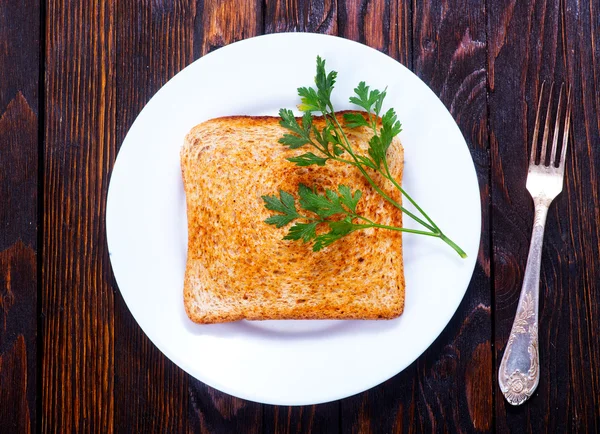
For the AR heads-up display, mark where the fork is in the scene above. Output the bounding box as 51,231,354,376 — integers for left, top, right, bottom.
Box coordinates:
498,82,573,406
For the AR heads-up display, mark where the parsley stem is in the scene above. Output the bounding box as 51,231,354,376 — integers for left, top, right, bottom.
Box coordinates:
354,160,436,232
274,61,467,257
378,162,466,257
439,233,468,258
354,223,438,237
354,214,376,224
378,153,466,257
304,132,357,166
324,110,466,257
365,111,376,133
354,215,435,237
327,112,437,232
307,138,329,157
354,216,467,257
330,109,467,257
380,158,440,232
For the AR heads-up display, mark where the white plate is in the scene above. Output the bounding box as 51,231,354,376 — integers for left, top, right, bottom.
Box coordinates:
106,33,481,405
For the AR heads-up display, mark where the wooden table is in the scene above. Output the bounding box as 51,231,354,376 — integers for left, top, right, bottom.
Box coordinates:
1,0,599,432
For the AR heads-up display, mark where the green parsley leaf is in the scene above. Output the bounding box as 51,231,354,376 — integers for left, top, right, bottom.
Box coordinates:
315,56,337,106
262,190,300,227
298,87,321,112
349,81,371,111
328,217,356,235
313,232,348,252
332,145,345,156
264,214,297,228
313,217,360,251
287,152,329,167
367,89,382,110
322,125,338,146
355,81,369,100
283,222,318,243
312,232,341,251
262,190,295,213
349,82,387,118
343,112,370,128
309,126,328,155
279,134,310,149
374,88,387,116
379,107,402,153
338,185,362,212
278,108,304,135
301,112,313,134
298,184,345,218
367,135,384,168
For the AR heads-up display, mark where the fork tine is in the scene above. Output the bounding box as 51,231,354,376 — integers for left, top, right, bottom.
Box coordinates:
530,81,545,164
550,83,565,166
559,84,573,170
540,82,554,165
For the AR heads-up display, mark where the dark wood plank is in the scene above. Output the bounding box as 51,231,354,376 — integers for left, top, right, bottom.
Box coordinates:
0,1,39,433
42,0,116,431
187,1,264,432
263,404,340,434
194,0,264,58
489,0,600,431
262,2,340,432
113,1,194,432
188,384,262,434
338,0,411,66
341,1,492,432
0,106,38,434
264,0,337,34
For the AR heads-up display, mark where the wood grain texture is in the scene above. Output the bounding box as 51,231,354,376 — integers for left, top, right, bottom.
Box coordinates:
195,0,263,58
42,0,116,431
188,384,262,434
0,0,39,432
341,0,492,432
187,1,265,432
264,404,340,434
264,0,337,34
25,0,600,431
489,0,600,431
338,0,411,66
114,1,194,432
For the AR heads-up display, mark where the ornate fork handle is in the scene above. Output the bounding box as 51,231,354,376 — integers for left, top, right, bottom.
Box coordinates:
498,82,572,405
498,200,549,405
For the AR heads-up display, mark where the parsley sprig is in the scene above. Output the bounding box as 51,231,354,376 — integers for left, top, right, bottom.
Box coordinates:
262,56,466,258
263,184,429,252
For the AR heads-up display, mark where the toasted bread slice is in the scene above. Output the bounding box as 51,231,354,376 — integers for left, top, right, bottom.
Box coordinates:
181,111,404,323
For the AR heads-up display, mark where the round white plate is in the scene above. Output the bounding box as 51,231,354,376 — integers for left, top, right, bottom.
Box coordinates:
106,33,481,405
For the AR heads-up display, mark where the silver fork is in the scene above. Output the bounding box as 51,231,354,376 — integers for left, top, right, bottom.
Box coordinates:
498,82,573,406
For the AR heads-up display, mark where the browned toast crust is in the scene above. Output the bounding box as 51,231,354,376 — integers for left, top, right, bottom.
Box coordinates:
181,112,404,323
